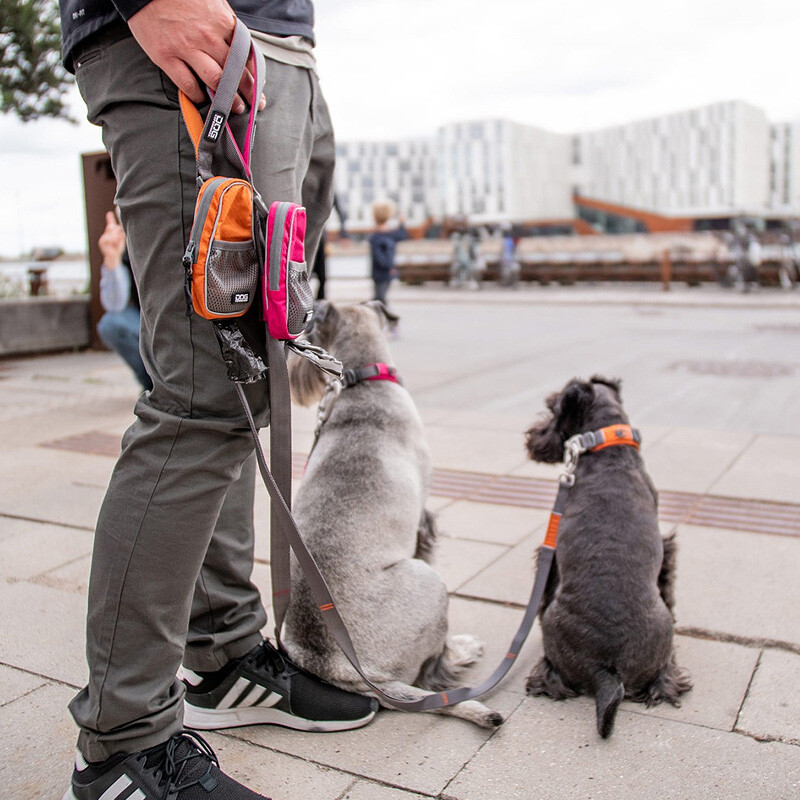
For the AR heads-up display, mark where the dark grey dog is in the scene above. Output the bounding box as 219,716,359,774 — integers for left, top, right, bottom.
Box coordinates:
283,300,502,728
524,375,691,737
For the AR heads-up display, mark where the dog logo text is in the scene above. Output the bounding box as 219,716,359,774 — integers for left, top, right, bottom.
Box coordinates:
206,113,225,142
233,292,249,304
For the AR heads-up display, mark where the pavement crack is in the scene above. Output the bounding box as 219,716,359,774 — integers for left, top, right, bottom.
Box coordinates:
675,626,800,655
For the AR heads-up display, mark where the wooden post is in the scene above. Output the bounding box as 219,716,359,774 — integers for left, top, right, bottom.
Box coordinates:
660,248,672,291
80,151,118,348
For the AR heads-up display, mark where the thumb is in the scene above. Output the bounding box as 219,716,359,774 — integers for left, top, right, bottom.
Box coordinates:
105,211,117,229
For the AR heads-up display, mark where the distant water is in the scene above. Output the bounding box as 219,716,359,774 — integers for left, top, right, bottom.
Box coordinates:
0,254,369,296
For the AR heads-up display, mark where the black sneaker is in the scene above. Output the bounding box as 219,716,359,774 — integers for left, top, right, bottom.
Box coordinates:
181,640,378,732
63,730,269,799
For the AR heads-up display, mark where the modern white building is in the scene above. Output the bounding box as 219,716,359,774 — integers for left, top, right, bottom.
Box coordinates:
334,138,437,229
574,101,771,215
435,119,572,222
770,119,800,210
334,100,794,232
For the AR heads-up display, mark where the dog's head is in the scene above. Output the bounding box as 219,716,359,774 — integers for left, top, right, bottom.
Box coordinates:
525,375,628,463
289,300,400,406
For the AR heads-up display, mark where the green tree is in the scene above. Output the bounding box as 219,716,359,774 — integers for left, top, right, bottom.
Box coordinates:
0,0,74,122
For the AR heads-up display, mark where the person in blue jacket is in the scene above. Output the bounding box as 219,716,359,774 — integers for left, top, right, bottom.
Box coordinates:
368,200,408,307
96,211,152,391
58,1,376,799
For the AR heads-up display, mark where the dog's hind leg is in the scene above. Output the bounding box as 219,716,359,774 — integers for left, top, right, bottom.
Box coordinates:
658,532,678,616
633,654,693,708
525,656,579,701
594,668,625,738
373,681,503,729
417,634,485,690
414,509,438,563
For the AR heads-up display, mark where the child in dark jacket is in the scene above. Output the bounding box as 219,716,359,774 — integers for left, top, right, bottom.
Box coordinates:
368,200,408,306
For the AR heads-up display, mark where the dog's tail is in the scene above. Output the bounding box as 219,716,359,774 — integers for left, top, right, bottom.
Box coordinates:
594,668,625,738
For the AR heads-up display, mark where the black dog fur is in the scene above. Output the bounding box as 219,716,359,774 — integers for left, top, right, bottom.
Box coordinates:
524,375,692,737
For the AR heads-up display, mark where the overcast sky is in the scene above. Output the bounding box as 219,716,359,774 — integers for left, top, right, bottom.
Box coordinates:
2,0,800,256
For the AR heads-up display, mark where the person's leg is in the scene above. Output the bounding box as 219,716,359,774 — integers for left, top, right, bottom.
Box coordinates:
179,57,376,733
96,306,152,390
70,33,269,761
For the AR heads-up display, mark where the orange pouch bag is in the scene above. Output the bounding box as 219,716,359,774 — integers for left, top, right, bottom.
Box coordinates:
183,176,259,319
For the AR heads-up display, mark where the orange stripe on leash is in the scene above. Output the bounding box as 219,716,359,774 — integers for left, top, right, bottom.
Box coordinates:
544,512,561,548
319,603,334,612
506,652,516,660
441,692,449,704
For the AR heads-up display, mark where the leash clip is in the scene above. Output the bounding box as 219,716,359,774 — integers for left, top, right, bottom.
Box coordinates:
560,434,584,486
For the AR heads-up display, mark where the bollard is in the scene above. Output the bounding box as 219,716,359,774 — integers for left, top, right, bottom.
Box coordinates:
660,249,672,291
28,267,49,296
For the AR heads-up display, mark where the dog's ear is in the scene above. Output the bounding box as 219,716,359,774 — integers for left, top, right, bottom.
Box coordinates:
590,375,622,399
556,380,594,436
309,300,339,344
363,300,400,330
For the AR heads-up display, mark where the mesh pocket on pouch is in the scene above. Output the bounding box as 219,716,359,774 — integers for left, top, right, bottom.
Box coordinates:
206,240,259,315
287,261,314,337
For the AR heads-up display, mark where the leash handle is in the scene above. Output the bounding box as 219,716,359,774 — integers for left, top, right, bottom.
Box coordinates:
179,19,265,179
234,368,557,710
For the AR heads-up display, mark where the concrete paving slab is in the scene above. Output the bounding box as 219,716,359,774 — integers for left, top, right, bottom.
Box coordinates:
642,427,755,494
0,519,93,581
230,690,522,797
736,649,800,745
341,780,431,800
444,694,800,800
424,425,529,475
623,635,758,732
457,532,540,606
33,552,91,595
674,524,800,646
435,500,547,546
0,664,47,708
447,596,543,697
434,536,509,593
0,580,87,687
0,446,109,529
204,732,355,800
432,408,534,435
0,682,78,800
710,434,800,503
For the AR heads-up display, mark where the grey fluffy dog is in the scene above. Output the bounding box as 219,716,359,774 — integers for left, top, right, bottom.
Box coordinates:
524,375,692,737
283,300,502,729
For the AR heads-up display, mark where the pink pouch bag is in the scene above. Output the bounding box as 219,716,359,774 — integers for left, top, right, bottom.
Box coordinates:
263,201,314,340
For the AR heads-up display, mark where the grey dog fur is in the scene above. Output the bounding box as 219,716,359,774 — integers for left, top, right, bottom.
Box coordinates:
283,300,502,728
524,375,692,737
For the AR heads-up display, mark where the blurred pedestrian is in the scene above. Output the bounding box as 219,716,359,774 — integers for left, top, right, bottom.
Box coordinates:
96,211,152,391
369,200,408,307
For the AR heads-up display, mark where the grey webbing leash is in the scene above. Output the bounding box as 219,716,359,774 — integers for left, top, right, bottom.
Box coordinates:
233,350,563,711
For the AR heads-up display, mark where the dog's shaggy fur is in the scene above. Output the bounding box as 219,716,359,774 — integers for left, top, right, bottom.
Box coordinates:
524,376,691,737
283,300,502,728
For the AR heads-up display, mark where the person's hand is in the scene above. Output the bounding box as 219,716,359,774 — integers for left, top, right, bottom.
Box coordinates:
98,211,126,269
127,0,265,114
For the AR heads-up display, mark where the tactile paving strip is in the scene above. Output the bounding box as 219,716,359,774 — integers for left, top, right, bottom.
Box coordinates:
42,431,800,538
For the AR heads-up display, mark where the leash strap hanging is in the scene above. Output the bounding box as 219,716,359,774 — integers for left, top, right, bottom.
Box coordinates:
233,372,570,711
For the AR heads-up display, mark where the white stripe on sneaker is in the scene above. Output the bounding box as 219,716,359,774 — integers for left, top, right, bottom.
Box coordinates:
177,665,204,687
75,750,88,771
128,790,146,800
98,774,131,800
217,676,252,709
243,689,281,708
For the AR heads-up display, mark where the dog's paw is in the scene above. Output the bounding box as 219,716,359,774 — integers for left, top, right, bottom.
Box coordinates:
446,634,485,668
526,657,579,700
486,710,504,727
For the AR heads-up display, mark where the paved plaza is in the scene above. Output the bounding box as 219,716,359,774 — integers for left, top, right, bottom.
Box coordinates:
1,279,799,799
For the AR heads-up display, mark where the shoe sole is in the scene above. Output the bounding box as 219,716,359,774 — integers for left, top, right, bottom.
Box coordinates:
183,701,375,733
62,791,78,800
